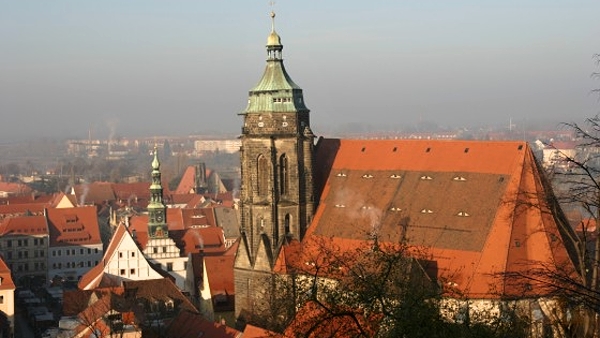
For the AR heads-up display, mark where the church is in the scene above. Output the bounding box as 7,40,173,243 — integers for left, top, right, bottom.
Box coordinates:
233,11,579,331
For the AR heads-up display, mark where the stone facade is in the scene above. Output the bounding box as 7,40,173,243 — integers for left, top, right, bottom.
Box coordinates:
234,14,315,323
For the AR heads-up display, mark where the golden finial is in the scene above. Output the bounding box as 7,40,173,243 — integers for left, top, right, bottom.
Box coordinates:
269,1,276,31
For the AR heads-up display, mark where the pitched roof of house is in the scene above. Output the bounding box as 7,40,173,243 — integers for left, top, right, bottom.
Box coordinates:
0,215,48,236
0,182,32,195
46,206,101,247
214,207,240,239
121,278,198,313
204,255,235,298
242,324,279,338
72,182,116,205
78,223,163,290
285,138,577,299
166,309,241,338
0,257,15,291
0,203,46,219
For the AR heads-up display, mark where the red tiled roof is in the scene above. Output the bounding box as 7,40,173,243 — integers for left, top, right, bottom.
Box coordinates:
0,203,46,218
166,309,241,338
72,182,116,205
204,255,235,298
0,215,48,236
288,138,578,299
242,324,279,338
0,182,32,195
179,227,226,255
174,166,197,194
0,256,15,291
46,206,101,247
284,301,379,338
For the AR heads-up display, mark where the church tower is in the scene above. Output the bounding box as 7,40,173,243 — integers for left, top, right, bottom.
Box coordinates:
147,146,168,239
234,11,315,322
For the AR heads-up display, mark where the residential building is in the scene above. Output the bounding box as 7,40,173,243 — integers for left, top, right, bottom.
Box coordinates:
0,257,15,337
78,223,163,290
0,214,49,284
47,206,103,282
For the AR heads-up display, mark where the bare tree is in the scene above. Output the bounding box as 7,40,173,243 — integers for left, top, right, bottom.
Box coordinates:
247,237,529,338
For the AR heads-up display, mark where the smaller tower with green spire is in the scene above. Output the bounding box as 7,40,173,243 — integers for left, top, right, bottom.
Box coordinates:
147,146,168,238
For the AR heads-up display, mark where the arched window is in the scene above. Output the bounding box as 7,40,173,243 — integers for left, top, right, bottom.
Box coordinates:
257,155,269,196
279,154,289,195
284,214,291,234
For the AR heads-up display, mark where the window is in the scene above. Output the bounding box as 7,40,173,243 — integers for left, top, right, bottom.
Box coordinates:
52,251,56,257
162,247,167,253
130,269,135,274
95,248,98,254
88,261,91,267
33,239,38,245
153,247,158,254
184,262,188,270
0,296,4,304
119,252,123,258
120,269,125,276
40,238,44,245
80,249,84,254
72,249,75,255
279,154,289,195
6,240,11,248
58,250,61,256
131,252,135,257
167,263,173,272
17,240,22,247
23,251,28,258
40,250,44,257
23,239,28,246
17,252,22,259
88,248,91,254
6,252,11,259
257,155,269,196
66,250,70,256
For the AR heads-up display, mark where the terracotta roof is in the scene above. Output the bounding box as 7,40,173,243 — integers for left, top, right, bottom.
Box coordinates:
204,255,235,298
0,203,46,218
0,182,32,195
46,206,101,247
283,301,379,338
291,138,578,299
0,256,15,291
166,309,241,338
112,182,151,205
0,215,48,236
73,182,116,205
122,278,198,313
242,324,279,338
174,166,197,194
178,227,226,255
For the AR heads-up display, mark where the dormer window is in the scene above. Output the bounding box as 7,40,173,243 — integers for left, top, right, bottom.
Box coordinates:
453,176,467,181
362,174,373,179
336,172,347,177
421,209,433,214
420,175,433,180
335,204,346,208
457,211,470,217
390,174,401,179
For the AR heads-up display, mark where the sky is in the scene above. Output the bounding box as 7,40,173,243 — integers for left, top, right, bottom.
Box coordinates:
1,1,599,142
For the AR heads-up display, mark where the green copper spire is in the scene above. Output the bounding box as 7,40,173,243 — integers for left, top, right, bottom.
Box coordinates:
147,146,168,238
243,11,309,115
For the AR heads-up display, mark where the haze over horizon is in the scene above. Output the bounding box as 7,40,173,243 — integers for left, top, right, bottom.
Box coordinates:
1,1,599,142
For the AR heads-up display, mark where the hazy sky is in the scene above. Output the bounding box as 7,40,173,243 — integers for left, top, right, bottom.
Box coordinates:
1,1,599,141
